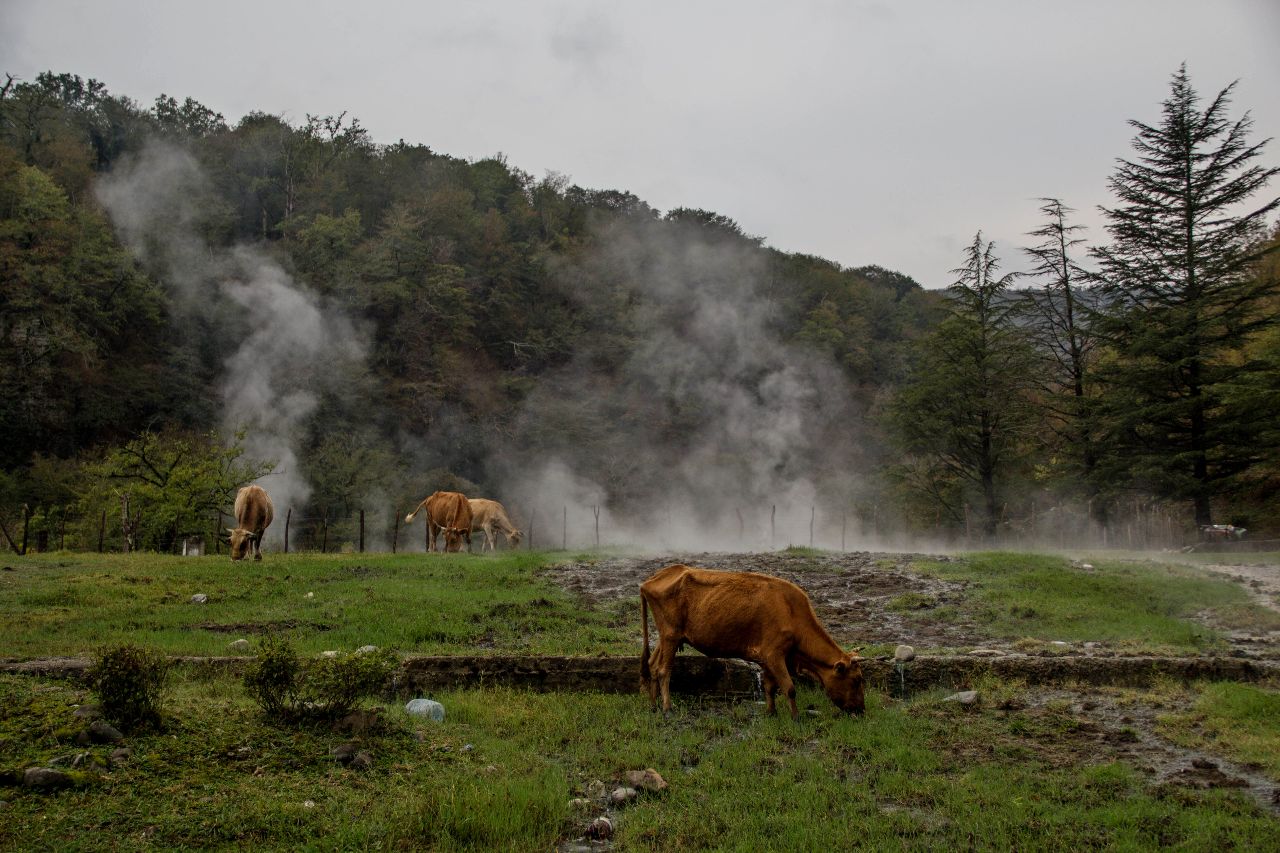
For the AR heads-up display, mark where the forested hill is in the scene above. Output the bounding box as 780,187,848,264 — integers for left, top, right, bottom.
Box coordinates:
0,72,942,549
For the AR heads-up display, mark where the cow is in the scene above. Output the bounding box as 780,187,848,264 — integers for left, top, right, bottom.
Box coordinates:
639,564,865,719
228,485,274,562
467,498,523,552
405,491,473,553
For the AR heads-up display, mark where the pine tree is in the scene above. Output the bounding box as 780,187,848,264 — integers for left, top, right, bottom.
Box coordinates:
1093,65,1280,526
891,234,1036,538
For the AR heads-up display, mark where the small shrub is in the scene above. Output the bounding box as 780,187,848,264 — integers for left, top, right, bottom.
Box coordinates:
301,648,398,718
243,638,397,721
88,644,169,731
242,635,301,717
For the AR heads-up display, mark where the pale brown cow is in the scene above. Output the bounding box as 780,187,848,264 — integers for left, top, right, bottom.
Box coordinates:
640,564,865,719
405,491,473,553
467,498,523,552
228,485,274,562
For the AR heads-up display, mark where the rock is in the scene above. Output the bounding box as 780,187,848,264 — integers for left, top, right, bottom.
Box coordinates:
405,698,445,721
894,644,916,662
109,747,131,765
355,645,378,654
585,780,607,801
969,648,1004,657
227,639,251,653
191,593,208,604
1191,758,1218,771
461,743,474,752
610,786,638,804
303,800,316,809
87,721,123,744
585,816,613,840
305,592,315,599
320,650,339,659
72,703,100,720
335,708,381,734
23,768,73,790
624,768,669,793
1050,641,1070,648
943,690,979,707
350,750,374,771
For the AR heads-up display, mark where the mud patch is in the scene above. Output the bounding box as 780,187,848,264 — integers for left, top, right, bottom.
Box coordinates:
542,551,973,649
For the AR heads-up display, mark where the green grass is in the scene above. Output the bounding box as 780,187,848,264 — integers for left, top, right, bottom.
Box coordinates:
1,672,1276,851
1158,683,1280,777
911,552,1270,652
0,551,628,658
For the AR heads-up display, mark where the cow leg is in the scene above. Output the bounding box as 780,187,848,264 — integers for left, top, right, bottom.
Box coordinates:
253,537,263,561
655,637,680,716
760,669,779,716
762,654,798,720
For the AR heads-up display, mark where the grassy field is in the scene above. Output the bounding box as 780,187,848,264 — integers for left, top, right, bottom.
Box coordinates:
1,671,1277,851
0,551,630,659
912,552,1280,653
3,548,1278,848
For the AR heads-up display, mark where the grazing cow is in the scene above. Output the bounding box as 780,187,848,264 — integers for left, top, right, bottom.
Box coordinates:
228,485,274,562
640,564,865,719
405,491,473,553
467,498,523,552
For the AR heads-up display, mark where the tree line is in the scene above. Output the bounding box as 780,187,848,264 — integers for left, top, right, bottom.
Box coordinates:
0,65,1276,552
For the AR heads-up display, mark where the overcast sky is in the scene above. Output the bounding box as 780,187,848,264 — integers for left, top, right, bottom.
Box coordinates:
5,0,1278,287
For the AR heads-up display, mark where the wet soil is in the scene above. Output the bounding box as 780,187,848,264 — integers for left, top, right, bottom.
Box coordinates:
541,550,976,650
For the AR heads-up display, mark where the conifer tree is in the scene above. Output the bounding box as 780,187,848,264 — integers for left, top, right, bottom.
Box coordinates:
1093,65,1279,526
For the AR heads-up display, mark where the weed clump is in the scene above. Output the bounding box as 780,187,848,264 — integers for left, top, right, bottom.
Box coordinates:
88,644,169,731
243,637,397,721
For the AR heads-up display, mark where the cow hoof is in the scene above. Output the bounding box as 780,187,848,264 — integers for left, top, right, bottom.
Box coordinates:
254,554,262,561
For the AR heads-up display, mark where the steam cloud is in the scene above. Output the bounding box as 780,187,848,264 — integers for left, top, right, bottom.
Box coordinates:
495,216,875,551
97,142,366,543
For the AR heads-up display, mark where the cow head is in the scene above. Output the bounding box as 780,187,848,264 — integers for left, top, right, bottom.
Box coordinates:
825,651,866,715
442,526,468,552
227,527,258,561
507,529,524,548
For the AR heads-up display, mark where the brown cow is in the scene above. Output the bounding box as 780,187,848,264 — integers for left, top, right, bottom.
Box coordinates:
640,564,865,719
467,498,523,552
228,485,274,562
405,491,473,552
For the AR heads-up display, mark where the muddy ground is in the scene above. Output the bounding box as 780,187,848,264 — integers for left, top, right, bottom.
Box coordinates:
542,550,1280,658
543,550,1280,813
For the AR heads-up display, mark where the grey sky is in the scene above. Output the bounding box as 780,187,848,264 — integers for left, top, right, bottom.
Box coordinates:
5,0,1278,287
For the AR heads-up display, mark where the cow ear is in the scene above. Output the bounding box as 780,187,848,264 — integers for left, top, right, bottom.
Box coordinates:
226,527,237,535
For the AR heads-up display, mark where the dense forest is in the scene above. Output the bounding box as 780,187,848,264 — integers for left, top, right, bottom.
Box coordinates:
1,67,1276,553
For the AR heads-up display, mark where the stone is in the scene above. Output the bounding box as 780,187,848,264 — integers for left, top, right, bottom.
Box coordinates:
610,786,638,804
227,639,251,653
355,645,378,654
320,650,339,659
1080,563,1095,570
87,721,124,744
23,768,73,790
330,743,358,765
190,593,209,604
350,750,374,771
585,780,607,801
585,816,613,840
303,800,316,809
969,648,1004,657
943,691,979,707
461,743,474,752
335,708,381,734
109,748,131,765
624,768,669,793
894,644,916,662
1050,641,1070,648
405,698,445,721
305,592,315,599
72,703,100,720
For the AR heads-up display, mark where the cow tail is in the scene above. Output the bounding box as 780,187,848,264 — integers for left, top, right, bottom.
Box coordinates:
404,499,427,524
640,593,651,685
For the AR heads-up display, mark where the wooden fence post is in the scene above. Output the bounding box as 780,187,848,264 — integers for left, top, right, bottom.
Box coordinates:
770,504,776,549
59,507,67,551
359,509,365,553
20,504,30,556
284,508,291,554
99,509,106,553
321,516,328,554
809,505,814,549
841,512,846,552
593,505,600,547
528,509,536,550
391,508,399,554
736,508,744,542
562,505,567,551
